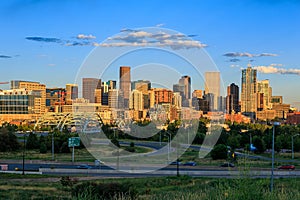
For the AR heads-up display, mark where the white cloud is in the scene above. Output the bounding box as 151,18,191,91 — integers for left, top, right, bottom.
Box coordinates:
224,52,278,57
76,34,96,39
155,23,165,27
102,29,207,50
254,64,300,75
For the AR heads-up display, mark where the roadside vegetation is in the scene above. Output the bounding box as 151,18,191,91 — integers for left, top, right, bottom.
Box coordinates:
0,174,300,200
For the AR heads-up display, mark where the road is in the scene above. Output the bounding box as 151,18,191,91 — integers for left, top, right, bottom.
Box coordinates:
1,160,300,179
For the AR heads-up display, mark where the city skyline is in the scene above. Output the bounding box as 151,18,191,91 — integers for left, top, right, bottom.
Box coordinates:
0,0,300,107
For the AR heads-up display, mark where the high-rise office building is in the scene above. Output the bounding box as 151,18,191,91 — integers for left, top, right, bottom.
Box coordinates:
66,84,78,104
129,90,143,111
257,79,272,110
241,65,257,118
173,84,185,98
0,89,41,114
192,90,203,99
46,88,66,112
218,96,226,112
101,80,116,105
108,89,123,109
205,72,220,110
226,83,239,114
173,76,191,107
82,78,101,103
94,89,102,104
154,88,173,104
119,66,131,108
132,80,151,94
179,75,191,100
132,80,151,109
11,80,46,114
173,92,182,109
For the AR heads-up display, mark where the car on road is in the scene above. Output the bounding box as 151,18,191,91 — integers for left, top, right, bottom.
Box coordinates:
220,163,235,168
278,165,295,170
76,164,92,169
183,161,197,166
169,161,182,165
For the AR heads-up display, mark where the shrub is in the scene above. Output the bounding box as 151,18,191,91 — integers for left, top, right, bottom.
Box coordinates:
210,144,228,160
71,182,138,200
39,142,47,154
60,176,77,188
26,132,39,149
60,142,70,153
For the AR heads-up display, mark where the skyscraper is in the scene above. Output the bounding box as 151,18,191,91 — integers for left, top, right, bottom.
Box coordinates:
82,78,101,103
132,80,151,94
108,89,123,109
257,79,272,110
101,80,116,106
205,72,220,111
173,75,191,107
226,83,239,114
241,65,257,118
129,90,143,111
192,90,203,99
46,88,66,112
66,84,78,104
119,66,131,108
179,75,191,100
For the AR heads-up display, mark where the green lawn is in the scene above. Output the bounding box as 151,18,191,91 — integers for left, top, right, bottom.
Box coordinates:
0,145,152,163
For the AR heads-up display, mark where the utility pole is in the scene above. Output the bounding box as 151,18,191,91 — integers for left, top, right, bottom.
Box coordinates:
52,132,54,161
22,133,26,175
270,122,280,192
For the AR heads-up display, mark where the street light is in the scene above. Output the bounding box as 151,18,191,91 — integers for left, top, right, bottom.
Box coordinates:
52,132,54,161
292,134,300,160
22,133,26,175
165,131,171,162
270,122,280,192
159,131,162,146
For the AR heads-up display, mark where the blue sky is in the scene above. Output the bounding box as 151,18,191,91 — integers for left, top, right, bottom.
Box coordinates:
0,0,300,106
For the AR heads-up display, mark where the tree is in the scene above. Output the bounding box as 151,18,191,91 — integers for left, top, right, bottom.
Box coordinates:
60,142,70,153
111,138,120,147
227,135,240,150
26,132,39,149
210,144,228,160
252,136,266,154
130,142,135,148
193,132,205,144
39,142,47,154
0,127,20,151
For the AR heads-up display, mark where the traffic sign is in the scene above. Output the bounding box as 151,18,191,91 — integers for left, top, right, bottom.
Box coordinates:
68,137,80,147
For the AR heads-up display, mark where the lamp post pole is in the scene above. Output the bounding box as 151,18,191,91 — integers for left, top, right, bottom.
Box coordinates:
22,133,26,175
292,134,300,160
52,132,54,161
165,131,171,162
159,132,162,146
271,122,280,192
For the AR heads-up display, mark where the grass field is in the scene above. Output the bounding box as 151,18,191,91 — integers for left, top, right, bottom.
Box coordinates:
0,173,300,200
0,145,152,163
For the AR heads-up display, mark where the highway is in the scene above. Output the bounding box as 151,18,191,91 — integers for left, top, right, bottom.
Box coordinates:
1,160,300,179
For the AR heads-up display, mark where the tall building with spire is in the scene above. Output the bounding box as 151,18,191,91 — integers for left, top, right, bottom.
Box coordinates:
119,66,131,109
241,64,257,118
